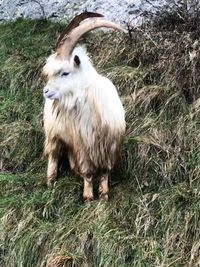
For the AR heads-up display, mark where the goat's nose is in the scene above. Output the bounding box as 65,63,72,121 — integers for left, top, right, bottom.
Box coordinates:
43,87,49,94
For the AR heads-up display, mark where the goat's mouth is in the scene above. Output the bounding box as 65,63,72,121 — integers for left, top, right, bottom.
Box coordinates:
44,90,60,100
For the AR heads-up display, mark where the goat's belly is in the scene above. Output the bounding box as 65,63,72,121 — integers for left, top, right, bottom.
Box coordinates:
64,126,123,176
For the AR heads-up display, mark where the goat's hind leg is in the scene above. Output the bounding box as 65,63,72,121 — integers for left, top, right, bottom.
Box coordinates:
99,173,109,201
47,153,58,186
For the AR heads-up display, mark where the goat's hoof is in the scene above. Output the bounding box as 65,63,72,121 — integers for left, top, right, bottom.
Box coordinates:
99,193,108,201
83,196,94,203
47,179,57,187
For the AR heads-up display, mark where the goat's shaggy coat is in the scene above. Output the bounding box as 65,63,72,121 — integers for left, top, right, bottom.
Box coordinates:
43,47,125,176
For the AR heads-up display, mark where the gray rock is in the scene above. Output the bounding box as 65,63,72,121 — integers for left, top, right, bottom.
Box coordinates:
0,0,197,25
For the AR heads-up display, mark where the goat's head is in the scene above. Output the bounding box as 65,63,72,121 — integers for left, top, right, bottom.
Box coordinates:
42,12,127,101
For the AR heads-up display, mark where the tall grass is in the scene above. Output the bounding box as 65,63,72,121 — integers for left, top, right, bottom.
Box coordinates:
0,12,200,266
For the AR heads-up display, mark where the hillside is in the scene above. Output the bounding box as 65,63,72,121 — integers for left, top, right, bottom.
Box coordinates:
0,16,200,267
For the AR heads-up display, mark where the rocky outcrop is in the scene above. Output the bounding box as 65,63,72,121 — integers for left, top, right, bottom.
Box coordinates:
0,0,168,24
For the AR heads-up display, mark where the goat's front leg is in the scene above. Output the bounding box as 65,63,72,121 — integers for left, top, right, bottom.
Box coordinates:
47,153,58,186
99,174,109,201
83,175,94,202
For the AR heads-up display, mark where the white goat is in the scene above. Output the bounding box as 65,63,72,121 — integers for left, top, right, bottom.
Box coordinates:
42,12,126,201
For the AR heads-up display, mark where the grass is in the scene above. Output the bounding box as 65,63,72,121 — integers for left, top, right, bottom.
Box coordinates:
0,14,200,267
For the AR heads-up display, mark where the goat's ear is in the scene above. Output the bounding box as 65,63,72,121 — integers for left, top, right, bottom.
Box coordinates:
74,55,81,67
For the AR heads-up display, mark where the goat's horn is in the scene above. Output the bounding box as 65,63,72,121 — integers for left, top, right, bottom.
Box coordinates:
55,12,104,50
58,18,128,59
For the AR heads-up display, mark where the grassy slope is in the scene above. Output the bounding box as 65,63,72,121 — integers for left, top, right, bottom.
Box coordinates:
0,18,200,267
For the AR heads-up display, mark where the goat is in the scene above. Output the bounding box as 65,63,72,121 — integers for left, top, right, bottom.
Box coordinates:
42,12,126,201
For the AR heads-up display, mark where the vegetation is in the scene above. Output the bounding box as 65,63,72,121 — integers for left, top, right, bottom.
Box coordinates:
1,6,200,266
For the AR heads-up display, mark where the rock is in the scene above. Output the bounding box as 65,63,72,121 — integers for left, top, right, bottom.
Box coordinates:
0,0,196,25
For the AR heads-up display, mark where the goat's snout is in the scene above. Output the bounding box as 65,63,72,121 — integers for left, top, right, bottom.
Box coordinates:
43,86,60,100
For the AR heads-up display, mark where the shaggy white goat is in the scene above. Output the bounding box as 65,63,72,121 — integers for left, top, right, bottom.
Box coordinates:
42,12,126,201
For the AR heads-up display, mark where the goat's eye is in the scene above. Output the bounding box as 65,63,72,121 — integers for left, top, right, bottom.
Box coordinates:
61,72,69,77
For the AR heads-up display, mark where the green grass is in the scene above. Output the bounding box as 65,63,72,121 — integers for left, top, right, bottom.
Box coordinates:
1,18,200,266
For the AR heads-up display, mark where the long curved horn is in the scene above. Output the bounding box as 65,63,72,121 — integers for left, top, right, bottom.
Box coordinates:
55,12,104,50
57,18,128,59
